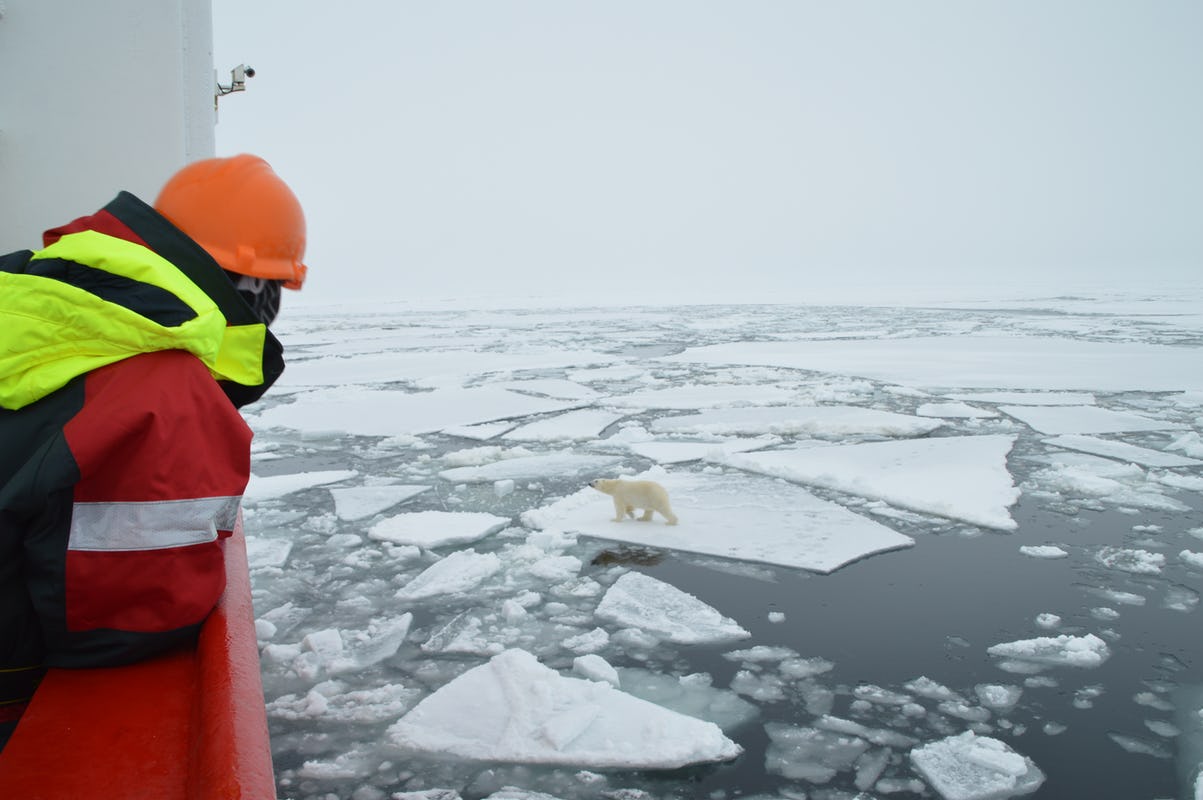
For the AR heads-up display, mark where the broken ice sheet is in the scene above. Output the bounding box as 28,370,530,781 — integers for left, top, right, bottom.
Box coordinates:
329,484,431,520
244,469,358,503
386,649,741,768
987,633,1111,671
500,409,626,442
438,452,622,483
1000,405,1184,435
368,510,510,548
594,571,750,645
1044,434,1203,467
394,550,502,601
910,731,1045,800
625,436,781,465
650,405,942,438
523,468,913,573
718,434,1020,531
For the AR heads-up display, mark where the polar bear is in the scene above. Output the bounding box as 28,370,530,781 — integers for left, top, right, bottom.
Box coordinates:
589,478,678,525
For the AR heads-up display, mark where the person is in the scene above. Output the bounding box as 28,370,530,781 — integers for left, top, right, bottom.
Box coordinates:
0,154,308,752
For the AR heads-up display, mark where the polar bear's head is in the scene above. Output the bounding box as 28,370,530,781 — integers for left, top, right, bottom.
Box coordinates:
589,478,622,495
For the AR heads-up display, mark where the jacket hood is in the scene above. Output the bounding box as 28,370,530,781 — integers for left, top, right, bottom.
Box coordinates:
0,192,284,410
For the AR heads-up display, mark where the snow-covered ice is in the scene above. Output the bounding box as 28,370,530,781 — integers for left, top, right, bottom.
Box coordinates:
386,649,741,768
910,731,1045,800
523,468,914,573
1000,405,1184,435
987,634,1111,670
368,510,510,548
1044,434,1203,467
718,435,1020,530
329,484,432,520
593,572,750,645
650,405,942,438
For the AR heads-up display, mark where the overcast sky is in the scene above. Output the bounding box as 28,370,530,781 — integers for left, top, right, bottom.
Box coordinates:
212,1,1202,307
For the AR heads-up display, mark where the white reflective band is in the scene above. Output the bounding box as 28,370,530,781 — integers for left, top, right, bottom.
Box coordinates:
68,496,242,552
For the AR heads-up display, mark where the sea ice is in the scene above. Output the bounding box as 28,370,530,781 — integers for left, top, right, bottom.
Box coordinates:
438,453,622,483
394,550,502,601
1019,545,1068,559
606,383,799,409
328,484,431,520
252,385,576,437
986,633,1111,669
917,402,998,419
523,468,914,573
625,436,779,465
668,336,1203,392
719,435,1019,530
386,649,741,768
593,572,750,644
947,391,1096,406
501,409,626,442
244,469,359,503
1094,547,1165,575
368,510,510,548
1044,434,1203,467
650,405,942,438
909,731,1045,800
1000,405,1183,435
764,723,870,783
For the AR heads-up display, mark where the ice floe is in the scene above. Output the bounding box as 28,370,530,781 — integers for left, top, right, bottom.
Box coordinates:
987,633,1111,670
650,405,942,437
624,436,779,464
909,731,1045,800
718,435,1020,530
328,484,431,520
439,453,623,483
245,469,358,502
593,572,750,644
666,336,1203,392
394,550,502,600
386,649,741,768
522,469,914,573
1000,405,1184,435
500,409,626,442
368,511,510,548
1044,434,1203,467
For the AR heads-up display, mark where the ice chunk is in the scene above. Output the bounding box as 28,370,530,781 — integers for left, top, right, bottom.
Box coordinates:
245,469,358,502
948,391,1096,406
987,633,1111,669
1000,405,1183,435
244,537,293,569
910,731,1045,800
1019,545,1067,559
329,484,431,520
594,572,750,644
387,649,741,768
523,469,913,573
764,723,870,783
626,436,780,465
1044,434,1203,467
439,453,622,483
501,409,625,442
651,405,942,438
719,435,1019,531
368,510,510,548
395,550,502,600
1095,547,1165,575
917,402,998,419
572,654,619,687
615,667,758,731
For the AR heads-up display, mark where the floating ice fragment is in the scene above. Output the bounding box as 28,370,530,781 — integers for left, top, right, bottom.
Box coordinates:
439,453,622,483
1095,547,1165,575
1044,434,1203,467
910,731,1045,800
244,469,359,502
328,484,431,520
764,723,870,783
369,510,509,548
719,435,1019,531
501,409,625,442
387,649,741,768
917,402,998,419
1001,405,1182,435
394,550,502,601
987,633,1111,669
594,572,750,645
1019,545,1067,559
651,405,942,438
572,654,619,687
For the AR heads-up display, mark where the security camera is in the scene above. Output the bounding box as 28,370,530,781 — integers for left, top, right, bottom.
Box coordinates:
233,64,255,84
243,66,256,79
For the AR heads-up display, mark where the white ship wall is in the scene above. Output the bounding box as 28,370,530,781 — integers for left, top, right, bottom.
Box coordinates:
0,0,214,250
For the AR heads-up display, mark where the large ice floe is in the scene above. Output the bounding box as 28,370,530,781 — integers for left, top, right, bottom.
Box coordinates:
717,435,1020,530
386,649,741,768
650,405,942,438
593,572,750,644
523,468,914,573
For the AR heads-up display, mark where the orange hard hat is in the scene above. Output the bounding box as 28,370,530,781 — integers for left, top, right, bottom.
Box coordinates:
155,154,308,289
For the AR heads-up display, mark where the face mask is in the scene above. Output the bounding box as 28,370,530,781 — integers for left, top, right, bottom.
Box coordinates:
230,274,282,326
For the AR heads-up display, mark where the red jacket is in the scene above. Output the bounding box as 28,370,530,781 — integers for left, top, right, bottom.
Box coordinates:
0,192,283,728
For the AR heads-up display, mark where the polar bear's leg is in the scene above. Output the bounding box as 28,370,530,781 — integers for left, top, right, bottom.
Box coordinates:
625,505,636,519
638,509,654,521
661,504,679,525
611,498,627,522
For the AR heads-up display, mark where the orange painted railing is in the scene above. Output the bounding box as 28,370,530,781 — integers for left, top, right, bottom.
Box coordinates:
0,521,275,799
